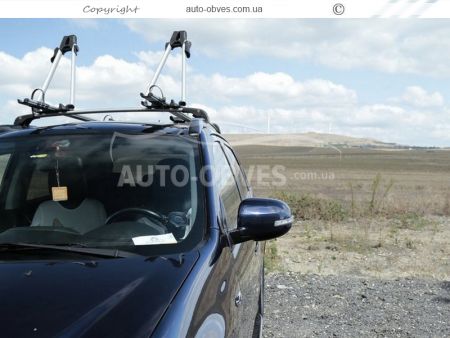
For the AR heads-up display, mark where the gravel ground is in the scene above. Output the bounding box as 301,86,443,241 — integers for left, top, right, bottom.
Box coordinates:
263,272,450,338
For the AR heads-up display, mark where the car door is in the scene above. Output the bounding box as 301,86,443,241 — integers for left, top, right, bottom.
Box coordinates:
221,143,262,337
212,140,261,337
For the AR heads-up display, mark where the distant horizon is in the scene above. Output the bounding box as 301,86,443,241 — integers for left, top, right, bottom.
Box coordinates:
222,131,450,149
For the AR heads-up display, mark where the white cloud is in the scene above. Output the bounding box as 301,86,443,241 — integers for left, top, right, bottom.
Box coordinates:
125,19,450,76
399,86,444,108
0,47,449,146
190,73,357,108
135,50,193,76
0,48,154,109
0,48,355,115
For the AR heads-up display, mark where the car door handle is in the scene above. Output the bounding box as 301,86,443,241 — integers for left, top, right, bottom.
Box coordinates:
235,291,242,307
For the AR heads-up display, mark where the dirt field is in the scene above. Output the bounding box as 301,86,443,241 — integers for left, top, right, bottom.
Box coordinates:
232,143,450,278
235,145,450,214
231,138,450,337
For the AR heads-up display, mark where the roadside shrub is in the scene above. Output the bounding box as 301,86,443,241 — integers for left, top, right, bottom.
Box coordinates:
273,192,347,222
368,173,394,216
396,212,428,230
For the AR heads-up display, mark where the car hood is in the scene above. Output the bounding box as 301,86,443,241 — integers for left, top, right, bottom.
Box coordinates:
0,251,199,338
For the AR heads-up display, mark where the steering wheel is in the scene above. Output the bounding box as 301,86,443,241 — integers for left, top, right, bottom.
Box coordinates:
105,208,169,233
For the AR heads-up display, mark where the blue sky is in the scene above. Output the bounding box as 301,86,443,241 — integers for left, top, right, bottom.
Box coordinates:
0,19,449,146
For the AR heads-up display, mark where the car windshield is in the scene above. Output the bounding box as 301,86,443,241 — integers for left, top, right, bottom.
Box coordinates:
0,131,205,255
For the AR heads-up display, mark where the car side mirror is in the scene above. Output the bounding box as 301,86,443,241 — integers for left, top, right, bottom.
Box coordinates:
229,198,293,244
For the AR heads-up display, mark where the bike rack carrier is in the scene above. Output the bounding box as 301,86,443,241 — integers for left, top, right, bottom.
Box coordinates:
14,31,218,132
142,30,192,107
17,35,82,116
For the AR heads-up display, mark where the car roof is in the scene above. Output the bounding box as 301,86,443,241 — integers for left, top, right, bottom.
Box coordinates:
0,121,201,139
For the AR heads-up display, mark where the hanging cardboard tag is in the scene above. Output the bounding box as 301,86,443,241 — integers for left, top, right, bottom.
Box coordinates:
52,186,68,202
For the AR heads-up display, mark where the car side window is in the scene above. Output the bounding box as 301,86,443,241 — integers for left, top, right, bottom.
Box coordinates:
213,142,241,230
0,154,11,188
222,145,249,199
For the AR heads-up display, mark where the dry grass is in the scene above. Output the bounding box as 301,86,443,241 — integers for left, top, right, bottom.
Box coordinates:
277,217,450,279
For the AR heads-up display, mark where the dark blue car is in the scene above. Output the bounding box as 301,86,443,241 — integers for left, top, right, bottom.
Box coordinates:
0,30,292,337
0,117,292,337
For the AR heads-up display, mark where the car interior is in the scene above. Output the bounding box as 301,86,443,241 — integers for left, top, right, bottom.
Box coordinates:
0,133,204,248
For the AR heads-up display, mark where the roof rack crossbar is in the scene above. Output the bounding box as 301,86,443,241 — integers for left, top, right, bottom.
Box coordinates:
13,107,204,127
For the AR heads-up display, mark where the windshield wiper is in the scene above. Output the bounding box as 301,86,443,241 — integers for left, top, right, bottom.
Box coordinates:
0,242,140,259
